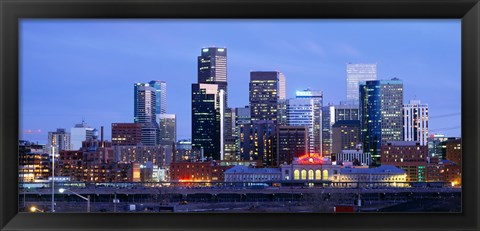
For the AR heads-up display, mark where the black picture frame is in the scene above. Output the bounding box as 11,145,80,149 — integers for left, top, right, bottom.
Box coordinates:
1,0,479,230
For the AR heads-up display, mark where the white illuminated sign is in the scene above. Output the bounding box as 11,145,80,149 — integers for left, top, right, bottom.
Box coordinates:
296,91,313,96
202,48,209,52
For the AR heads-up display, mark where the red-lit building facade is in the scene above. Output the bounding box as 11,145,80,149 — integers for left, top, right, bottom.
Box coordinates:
170,161,235,182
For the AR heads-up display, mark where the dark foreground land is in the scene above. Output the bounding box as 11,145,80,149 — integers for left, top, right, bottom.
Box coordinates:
20,187,461,213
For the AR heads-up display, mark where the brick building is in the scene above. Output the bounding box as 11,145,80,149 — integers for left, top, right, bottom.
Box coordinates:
445,138,461,166
426,157,461,186
380,141,427,182
170,161,234,182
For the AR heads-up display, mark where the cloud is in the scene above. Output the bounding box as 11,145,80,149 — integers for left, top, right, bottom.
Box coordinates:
334,43,362,57
305,40,327,57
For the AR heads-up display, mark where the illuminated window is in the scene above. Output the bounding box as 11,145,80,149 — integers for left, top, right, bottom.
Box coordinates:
301,169,307,180
323,170,329,180
294,170,300,180
308,170,314,180
315,170,321,180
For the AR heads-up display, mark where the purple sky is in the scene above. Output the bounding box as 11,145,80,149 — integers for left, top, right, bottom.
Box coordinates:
20,19,461,144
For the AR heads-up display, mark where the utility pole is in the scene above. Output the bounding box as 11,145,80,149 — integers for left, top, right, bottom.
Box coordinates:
113,192,118,212
87,195,91,213
51,146,56,212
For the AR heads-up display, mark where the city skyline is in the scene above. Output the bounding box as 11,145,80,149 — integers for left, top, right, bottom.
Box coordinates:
20,19,461,144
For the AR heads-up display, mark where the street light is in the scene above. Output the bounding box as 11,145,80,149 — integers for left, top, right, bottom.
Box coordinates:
59,188,90,212
30,206,44,212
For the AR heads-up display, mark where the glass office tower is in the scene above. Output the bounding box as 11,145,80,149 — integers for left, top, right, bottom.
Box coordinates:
134,83,158,146
198,47,228,105
287,89,323,154
149,80,167,115
346,63,377,103
191,83,221,160
249,71,285,123
360,78,403,165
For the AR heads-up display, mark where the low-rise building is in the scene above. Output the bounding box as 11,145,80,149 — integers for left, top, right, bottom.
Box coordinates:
113,144,172,166
224,165,281,182
19,141,50,182
280,154,342,182
381,141,427,182
445,138,461,167
335,147,371,166
338,165,407,187
426,157,461,186
174,139,202,162
170,161,234,183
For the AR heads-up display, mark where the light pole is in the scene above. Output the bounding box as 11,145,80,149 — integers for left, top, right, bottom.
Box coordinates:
59,188,90,212
23,188,26,208
113,192,119,212
51,145,57,212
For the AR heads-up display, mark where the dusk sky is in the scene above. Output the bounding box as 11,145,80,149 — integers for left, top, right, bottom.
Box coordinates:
20,19,461,144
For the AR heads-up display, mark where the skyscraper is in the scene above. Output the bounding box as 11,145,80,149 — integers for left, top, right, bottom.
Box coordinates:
219,89,226,160
47,128,72,154
134,83,157,124
276,126,309,165
346,63,377,103
239,120,277,166
157,114,177,145
403,100,429,145
198,47,228,105
277,99,288,126
191,83,221,160
360,78,404,165
235,106,251,131
322,105,332,157
278,73,286,100
249,71,285,123
331,120,361,154
292,89,323,154
224,107,237,160
323,102,360,156
247,71,285,166
149,80,167,114
134,83,158,146
235,106,251,159
71,120,94,150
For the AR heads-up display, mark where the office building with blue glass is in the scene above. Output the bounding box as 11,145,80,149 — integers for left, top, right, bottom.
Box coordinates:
191,83,221,160
149,80,167,115
360,78,403,166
